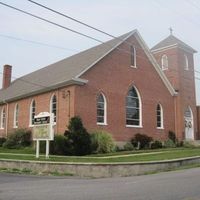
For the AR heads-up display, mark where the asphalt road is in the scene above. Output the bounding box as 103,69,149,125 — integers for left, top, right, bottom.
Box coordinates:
1,168,200,200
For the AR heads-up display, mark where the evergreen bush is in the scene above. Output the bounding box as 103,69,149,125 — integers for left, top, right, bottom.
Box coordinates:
65,116,91,156
0,137,6,147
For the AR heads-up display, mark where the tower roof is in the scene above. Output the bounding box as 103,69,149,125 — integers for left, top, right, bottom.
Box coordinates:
151,35,197,53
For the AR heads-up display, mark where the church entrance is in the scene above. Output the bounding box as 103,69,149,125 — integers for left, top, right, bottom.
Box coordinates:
184,107,194,140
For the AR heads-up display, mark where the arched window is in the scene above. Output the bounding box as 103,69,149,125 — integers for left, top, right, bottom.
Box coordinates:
14,104,19,128
0,107,6,129
157,104,163,128
126,86,141,126
50,94,57,123
131,46,136,67
30,100,36,126
97,93,107,124
161,55,168,70
184,54,189,70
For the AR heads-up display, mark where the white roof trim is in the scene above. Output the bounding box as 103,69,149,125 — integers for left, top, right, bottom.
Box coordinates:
75,30,136,78
151,44,178,53
134,30,177,96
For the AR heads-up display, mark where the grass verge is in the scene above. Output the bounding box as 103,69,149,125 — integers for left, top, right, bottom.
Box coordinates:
0,148,200,163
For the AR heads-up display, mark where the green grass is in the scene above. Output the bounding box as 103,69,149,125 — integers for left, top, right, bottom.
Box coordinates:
0,147,34,154
0,148,200,163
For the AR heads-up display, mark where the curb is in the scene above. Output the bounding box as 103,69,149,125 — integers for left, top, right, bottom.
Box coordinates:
0,156,200,178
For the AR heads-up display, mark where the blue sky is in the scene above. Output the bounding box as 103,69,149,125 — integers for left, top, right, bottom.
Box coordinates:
0,0,200,103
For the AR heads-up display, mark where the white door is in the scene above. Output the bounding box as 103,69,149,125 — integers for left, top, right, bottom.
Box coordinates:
184,107,194,140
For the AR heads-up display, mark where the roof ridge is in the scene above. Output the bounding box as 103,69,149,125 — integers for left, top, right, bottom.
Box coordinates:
151,34,197,53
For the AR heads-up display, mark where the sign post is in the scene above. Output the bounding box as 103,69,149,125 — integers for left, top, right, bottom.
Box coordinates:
33,112,54,159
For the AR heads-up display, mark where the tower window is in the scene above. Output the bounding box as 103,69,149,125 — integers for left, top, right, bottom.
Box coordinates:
184,54,189,70
161,55,168,70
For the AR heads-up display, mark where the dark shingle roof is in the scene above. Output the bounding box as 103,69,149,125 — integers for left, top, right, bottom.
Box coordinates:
151,35,197,53
0,31,134,102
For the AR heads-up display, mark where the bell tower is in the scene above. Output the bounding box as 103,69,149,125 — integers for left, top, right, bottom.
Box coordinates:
151,32,197,140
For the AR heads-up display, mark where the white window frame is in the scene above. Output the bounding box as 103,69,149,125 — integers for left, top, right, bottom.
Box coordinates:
161,54,168,70
0,107,6,129
50,94,57,124
184,54,189,70
126,86,142,128
157,104,164,129
13,104,19,128
97,93,107,125
130,46,137,68
29,99,36,127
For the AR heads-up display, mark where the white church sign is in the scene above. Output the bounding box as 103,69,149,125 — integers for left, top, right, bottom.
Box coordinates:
33,112,54,158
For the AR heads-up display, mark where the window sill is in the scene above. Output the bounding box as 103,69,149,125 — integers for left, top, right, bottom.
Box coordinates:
29,125,34,128
97,123,107,126
130,65,137,68
126,125,143,128
0,128,4,130
13,126,18,129
157,127,164,130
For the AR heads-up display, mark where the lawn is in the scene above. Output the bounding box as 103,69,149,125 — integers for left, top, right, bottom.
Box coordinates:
0,147,200,163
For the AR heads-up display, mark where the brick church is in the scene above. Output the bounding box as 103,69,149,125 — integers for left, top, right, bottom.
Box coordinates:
0,29,199,143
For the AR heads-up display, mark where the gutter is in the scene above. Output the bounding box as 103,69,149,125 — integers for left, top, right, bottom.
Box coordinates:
0,78,88,105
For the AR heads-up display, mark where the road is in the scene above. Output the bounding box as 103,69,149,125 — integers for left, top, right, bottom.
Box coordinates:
0,168,200,200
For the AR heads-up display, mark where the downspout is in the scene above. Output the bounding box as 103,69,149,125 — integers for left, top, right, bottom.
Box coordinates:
56,89,59,134
174,95,178,139
5,101,9,138
67,90,71,120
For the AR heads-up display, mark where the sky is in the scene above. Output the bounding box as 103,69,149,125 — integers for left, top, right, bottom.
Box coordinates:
0,0,200,103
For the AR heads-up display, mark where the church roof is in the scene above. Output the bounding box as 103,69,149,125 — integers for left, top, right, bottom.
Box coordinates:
151,34,197,53
0,30,176,103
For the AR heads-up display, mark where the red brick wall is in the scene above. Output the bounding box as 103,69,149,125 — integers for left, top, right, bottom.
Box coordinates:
75,35,175,142
153,47,198,140
0,85,75,137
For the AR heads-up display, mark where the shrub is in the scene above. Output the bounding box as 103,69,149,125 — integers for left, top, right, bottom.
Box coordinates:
50,135,73,155
151,140,163,149
3,129,32,149
168,131,176,143
91,130,115,154
123,142,135,151
131,133,153,149
0,137,6,147
65,116,91,156
183,140,200,148
164,139,176,148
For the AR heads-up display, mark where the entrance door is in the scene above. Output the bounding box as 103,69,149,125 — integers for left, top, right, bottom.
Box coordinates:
184,107,194,140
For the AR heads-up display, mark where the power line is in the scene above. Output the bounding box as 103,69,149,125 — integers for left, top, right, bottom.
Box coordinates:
0,1,199,90
0,33,77,52
0,1,104,44
0,1,153,63
28,0,118,40
27,0,148,53
0,2,134,57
